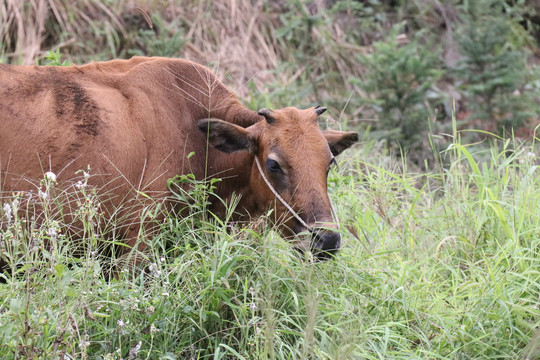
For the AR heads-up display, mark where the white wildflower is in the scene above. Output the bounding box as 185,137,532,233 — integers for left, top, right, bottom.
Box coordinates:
3,203,12,220
148,263,162,276
117,319,125,328
48,227,58,239
150,323,159,333
45,172,57,182
75,180,85,189
129,341,142,357
38,189,49,199
161,292,170,297
249,302,257,311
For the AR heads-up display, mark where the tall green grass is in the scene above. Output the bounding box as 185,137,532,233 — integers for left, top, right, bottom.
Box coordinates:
1,130,539,359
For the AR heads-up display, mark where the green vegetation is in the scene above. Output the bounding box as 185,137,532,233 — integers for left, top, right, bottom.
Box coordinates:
454,0,538,134
1,131,539,359
2,0,538,151
355,23,443,155
1,0,539,358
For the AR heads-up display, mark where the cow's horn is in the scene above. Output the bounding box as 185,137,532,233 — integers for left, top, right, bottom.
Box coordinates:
315,106,327,116
258,108,275,124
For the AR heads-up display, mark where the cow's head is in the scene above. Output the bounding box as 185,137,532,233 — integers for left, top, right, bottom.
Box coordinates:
198,106,358,259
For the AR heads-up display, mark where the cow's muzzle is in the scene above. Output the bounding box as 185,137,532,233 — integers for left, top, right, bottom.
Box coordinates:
310,228,341,260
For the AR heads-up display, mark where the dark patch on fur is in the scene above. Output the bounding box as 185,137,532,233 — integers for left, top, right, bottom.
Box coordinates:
53,79,101,136
4,75,45,99
0,104,14,118
47,143,59,155
68,143,82,152
0,102,23,126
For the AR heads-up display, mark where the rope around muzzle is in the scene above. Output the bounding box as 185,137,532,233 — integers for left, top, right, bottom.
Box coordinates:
254,156,340,234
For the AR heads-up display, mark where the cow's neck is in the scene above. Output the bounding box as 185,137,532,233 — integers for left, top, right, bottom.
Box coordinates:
207,151,259,221
198,104,263,219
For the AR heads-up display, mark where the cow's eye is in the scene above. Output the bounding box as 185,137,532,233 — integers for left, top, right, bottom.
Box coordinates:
266,159,283,174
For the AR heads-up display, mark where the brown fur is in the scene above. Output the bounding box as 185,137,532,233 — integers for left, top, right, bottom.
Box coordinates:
0,56,357,256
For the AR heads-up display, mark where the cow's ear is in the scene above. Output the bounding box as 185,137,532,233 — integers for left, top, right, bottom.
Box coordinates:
198,118,257,154
322,130,358,156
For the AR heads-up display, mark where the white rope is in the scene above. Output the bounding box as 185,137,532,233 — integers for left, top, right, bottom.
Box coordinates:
329,196,340,228
254,156,340,233
254,156,312,231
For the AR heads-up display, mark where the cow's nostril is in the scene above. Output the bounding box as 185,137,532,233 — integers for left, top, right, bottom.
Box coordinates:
311,228,341,260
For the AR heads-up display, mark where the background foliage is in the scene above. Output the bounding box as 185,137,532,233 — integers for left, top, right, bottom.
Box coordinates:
1,0,540,359
2,0,539,159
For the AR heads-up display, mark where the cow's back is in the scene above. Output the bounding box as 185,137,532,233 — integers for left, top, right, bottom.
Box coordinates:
0,57,241,213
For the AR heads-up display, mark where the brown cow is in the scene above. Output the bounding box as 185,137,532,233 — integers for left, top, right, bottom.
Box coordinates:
0,56,357,261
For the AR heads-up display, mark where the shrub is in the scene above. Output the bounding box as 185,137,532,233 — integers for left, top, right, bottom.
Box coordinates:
126,14,186,58
43,49,71,66
355,23,444,153
453,0,538,134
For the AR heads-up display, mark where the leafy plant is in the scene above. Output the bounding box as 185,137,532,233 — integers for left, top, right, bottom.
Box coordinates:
355,23,444,153
454,0,538,134
127,14,187,58
43,49,71,66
